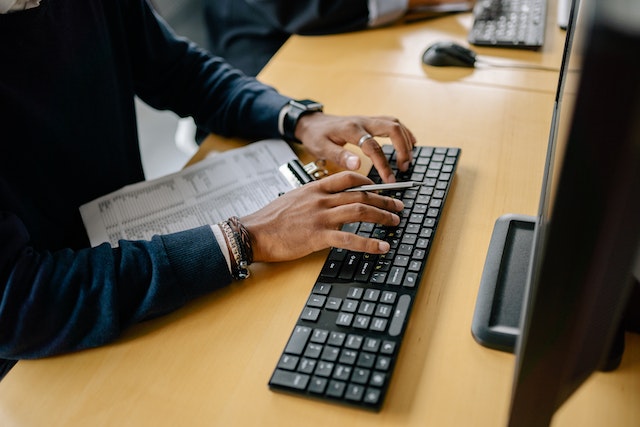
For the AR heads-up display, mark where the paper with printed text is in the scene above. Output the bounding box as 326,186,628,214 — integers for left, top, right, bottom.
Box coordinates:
80,139,297,247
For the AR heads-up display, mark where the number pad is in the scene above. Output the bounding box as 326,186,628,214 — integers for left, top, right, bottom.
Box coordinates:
271,326,397,406
302,286,397,333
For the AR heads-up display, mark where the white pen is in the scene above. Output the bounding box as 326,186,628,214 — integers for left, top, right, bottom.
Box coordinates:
344,181,419,192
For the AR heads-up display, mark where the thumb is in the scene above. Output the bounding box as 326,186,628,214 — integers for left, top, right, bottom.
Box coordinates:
326,144,361,171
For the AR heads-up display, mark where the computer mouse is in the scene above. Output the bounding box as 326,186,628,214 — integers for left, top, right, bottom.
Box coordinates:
422,41,477,68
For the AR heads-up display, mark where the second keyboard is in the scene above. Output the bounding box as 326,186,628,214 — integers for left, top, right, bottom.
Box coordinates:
468,0,547,49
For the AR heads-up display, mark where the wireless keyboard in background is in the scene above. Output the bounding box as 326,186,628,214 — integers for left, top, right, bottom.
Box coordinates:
268,145,460,410
468,0,547,49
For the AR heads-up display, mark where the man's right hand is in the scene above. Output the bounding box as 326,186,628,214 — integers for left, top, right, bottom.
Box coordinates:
240,171,404,263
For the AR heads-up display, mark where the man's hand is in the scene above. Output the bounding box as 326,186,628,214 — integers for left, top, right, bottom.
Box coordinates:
294,113,417,183
241,171,404,262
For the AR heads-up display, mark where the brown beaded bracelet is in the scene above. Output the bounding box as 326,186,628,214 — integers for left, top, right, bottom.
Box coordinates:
228,216,253,265
219,217,252,280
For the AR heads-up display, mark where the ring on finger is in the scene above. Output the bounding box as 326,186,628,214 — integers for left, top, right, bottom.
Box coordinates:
357,133,373,147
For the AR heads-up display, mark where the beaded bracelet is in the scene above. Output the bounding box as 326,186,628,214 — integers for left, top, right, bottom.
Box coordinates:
228,216,254,265
219,217,253,280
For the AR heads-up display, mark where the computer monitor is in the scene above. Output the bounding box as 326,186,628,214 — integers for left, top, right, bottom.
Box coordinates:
471,0,640,425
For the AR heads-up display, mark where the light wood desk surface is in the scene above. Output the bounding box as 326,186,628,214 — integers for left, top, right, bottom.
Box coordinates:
257,8,564,94
1,6,639,427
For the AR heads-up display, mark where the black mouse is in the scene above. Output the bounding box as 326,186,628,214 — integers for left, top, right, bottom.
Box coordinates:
422,41,477,68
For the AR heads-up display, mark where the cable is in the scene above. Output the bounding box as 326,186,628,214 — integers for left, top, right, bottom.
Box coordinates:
475,57,561,72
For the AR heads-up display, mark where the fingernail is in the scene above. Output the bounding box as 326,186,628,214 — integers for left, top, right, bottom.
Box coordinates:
394,200,404,211
378,241,390,252
386,174,396,183
346,155,360,170
402,161,411,171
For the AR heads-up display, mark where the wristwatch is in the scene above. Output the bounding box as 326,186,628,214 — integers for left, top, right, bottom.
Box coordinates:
282,99,324,143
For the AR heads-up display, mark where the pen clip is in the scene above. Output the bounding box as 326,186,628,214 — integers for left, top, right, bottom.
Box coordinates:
303,159,328,180
279,159,328,189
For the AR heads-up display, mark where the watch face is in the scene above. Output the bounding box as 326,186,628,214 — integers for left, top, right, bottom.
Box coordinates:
291,99,323,111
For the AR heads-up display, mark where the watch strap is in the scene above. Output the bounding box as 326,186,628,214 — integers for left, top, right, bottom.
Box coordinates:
282,99,323,143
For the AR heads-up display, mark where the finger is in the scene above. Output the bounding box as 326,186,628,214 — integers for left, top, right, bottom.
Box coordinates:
363,117,416,173
351,122,411,181
316,171,374,193
324,230,391,254
326,203,402,229
392,123,417,172
359,139,396,183
330,190,405,213
310,138,363,172
370,117,416,172
317,175,406,213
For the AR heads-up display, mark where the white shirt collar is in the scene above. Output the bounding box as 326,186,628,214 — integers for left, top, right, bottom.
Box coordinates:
0,0,41,14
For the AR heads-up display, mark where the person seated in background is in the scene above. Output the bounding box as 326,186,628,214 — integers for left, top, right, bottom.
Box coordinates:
0,0,418,379
203,0,473,76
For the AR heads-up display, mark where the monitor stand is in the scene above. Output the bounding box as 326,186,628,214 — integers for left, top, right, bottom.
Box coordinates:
471,213,640,370
471,214,535,353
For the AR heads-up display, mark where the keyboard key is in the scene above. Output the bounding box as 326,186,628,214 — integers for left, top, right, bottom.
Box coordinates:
321,346,340,362
364,388,381,405
345,334,363,349
326,380,346,398
284,326,312,355
352,368,370,384
300,307,321,321
307,295,326,308
299,358,317,374
345,384,365,401
270,370,310,390
364,338,381,352
339,349,358,365
311,331,328,346
312,283,332,295
389,295,411,336
325,297,342,310
304,343,323,358
336,313,353,327
370,371,387,386
308,377,327,394
380,341,396,355
315,361,334,377
277,355,299,370
327,331,345,346
357,352,375,368
370,317,388,332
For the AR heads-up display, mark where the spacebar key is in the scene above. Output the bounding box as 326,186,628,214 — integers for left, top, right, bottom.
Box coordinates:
388,295,411,336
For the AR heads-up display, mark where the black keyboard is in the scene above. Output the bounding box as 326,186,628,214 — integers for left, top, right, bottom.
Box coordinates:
268,145,461,410
468,0,547,49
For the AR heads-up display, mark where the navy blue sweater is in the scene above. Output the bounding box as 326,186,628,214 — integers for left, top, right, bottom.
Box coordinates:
0,0,290,360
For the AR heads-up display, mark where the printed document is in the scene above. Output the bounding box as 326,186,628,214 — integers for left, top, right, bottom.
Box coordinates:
80,139,298,247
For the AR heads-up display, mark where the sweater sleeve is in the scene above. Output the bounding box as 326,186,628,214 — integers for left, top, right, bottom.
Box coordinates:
0,211,232,359
245,0,371,35
126,0,291,139
0,0,284,361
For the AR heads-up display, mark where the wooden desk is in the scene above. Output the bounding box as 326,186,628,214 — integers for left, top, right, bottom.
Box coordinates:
1,6,638,427
257,6,565,95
